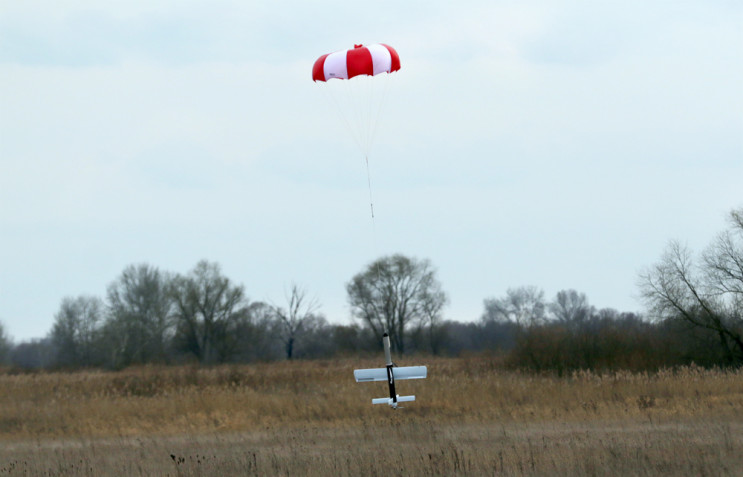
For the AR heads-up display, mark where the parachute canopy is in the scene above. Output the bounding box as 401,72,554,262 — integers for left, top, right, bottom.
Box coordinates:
312,44,400,82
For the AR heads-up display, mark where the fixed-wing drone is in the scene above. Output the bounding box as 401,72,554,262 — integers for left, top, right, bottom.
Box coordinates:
353,332,427,408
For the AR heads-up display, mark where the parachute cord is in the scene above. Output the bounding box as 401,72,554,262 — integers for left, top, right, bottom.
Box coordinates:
365,154,378,261
367,73,393,154
369,173,382,335
365,155,374,219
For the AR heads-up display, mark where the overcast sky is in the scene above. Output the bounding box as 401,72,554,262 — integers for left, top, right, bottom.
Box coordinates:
1,1,742,341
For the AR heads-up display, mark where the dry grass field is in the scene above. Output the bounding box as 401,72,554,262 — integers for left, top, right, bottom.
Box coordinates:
1,356,742,476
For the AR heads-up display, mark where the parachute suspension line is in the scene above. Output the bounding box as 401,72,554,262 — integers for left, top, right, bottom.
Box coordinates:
320,82,365,153
367,73,393,155
365,155,375,220
366,154,378,266
321,80,379,253
364,74,377,153
314,63,395,258
366,154,380,296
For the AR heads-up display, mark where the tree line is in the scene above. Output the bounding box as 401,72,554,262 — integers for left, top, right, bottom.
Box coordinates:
1,207,741,372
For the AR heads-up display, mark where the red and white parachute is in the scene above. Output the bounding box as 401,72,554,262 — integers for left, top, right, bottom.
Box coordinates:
312,44,400,82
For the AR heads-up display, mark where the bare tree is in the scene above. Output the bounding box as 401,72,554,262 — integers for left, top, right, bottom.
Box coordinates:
169,260,249,364
418,287,448,354
640,208,743,365
232,301,280,362
482,286,547,326
50,295,104,367
346,254,447,354
105,263,174,366
550,289,593,328
272,284,321,360
281,314,330,359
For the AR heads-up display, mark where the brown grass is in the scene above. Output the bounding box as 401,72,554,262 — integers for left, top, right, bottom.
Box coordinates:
1,357,742,475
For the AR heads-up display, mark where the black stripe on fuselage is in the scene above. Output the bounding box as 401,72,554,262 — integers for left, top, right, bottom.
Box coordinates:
386,365,396,402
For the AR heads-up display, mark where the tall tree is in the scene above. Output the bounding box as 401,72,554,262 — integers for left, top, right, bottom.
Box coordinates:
231,301,279,362
272,284,321,360
640,208,743,365
50,295,104,367
482,286,547,326
106,263,174,366
418,286,448,354
550,289,592,328
346,254,447,354
169,260,249,364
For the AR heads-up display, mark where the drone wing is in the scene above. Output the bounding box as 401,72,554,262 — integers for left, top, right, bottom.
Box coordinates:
354,366,427,382
392,366,427,380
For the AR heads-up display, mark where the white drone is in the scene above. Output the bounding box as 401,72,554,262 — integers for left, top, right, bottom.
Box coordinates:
353,332,427,409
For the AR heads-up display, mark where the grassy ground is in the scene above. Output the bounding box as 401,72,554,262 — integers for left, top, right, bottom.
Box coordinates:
1,357,742,475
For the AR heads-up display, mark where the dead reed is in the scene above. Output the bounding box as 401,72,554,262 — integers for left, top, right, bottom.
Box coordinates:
0,357,741,475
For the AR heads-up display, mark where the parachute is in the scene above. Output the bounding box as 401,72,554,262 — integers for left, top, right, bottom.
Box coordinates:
312,44,400,82
312,43,401,219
